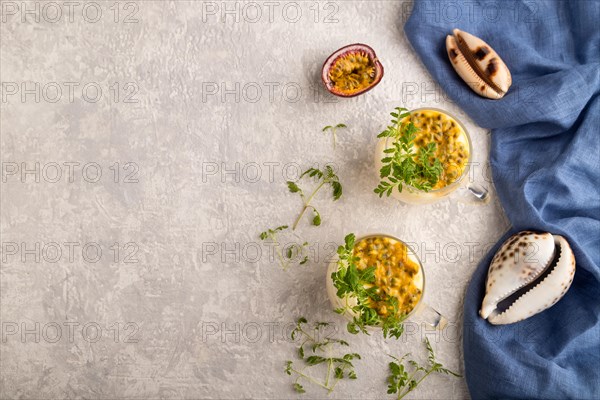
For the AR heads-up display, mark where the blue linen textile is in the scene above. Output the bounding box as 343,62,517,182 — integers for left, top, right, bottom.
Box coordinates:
405,1,600,398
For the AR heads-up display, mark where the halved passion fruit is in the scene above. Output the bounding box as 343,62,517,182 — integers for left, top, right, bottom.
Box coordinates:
321,43,384,97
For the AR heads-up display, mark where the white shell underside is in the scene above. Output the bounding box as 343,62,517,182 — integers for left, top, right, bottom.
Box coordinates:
480,232,576,325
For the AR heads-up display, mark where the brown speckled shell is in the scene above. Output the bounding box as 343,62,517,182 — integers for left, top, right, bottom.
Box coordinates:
480,232,576,325
446,29,512,99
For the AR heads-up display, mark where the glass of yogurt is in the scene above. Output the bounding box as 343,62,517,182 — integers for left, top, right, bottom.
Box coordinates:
374,108,487,204
326,234,446,332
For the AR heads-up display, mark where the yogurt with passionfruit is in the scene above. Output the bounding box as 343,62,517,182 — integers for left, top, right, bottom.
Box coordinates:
375,108,472,204
326,234,424,326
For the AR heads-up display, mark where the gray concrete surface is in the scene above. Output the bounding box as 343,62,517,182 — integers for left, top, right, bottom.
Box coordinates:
0,1,510,398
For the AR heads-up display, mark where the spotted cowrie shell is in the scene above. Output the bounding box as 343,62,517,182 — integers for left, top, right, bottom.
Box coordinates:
446,29,512,99
480,231,576,325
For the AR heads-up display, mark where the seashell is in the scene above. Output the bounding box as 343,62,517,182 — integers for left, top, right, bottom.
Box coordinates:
446,29,512,99
480,231,576,325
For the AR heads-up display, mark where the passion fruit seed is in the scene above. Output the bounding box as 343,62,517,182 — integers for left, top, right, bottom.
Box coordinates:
328,51,376,93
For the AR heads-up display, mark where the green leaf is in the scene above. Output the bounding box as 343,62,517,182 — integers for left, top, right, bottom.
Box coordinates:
312,209,321,226
324,165,335,179
300,167,323,180
425,337,437,366
347,322,359,335
438,367,462,377
306,355,327,365
287,181,301,193
344,233,355,250
344,353,361,360
380,163,392,178
293,383,305,393
334,367,343,379
359,266,376,283
331,181,342,201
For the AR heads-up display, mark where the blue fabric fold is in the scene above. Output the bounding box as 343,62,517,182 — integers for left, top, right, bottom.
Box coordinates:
404,1,600,398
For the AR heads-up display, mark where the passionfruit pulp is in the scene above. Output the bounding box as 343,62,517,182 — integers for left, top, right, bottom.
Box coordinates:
321,43,384,97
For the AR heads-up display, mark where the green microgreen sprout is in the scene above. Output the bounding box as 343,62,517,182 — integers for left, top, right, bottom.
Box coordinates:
387,338,461,400
259,225,308,270
322,123,347,149
331,233,406,339
374,107,443,197
285,317,360,394
287,166,342,230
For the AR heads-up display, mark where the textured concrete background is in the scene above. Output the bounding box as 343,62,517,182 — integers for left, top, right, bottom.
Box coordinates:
0,1,510,398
